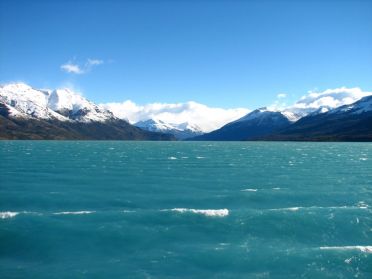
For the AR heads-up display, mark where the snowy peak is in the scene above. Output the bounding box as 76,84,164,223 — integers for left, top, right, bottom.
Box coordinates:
234,107,270,122
135,118,203,139
331,95,372,115
0,83,66,120
135,119,176,132
175,122,203,133
47,88,113,122
234,107,295,124
0,83,114,122
48,88,85,112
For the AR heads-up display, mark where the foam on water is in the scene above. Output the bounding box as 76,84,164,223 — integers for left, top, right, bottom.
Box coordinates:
241,188,258,192
53,211,95,215
269,205,370,212
0,211,19,219
320,246,372,253
269,207,301,211
170,208,229,217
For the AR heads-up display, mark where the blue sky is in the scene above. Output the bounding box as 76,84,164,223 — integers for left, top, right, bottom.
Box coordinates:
1,0,371,109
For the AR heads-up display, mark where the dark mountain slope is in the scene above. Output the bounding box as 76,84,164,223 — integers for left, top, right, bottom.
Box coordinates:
190,109,291,141
258,96,372,141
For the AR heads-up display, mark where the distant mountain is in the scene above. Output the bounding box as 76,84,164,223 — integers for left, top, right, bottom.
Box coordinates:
190,108,292,141
0,83,174,140
258,96,372,141
135,118,203,139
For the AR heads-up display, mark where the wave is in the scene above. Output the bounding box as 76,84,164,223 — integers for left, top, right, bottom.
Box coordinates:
320,246,372,253
0,211,19,219
53,211,95,215
269,207,301,211
169,208,229,217
241,188,258,192
269,205,369,212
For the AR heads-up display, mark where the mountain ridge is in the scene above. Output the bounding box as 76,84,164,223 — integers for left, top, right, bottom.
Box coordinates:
0,83,175,140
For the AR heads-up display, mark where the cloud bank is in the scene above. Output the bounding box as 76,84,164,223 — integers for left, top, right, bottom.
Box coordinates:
291,87,372,111
100,87,372,132
101,101,249,132
60,58,104,74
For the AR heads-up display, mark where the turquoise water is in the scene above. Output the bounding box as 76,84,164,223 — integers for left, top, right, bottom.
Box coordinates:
1,141,371,278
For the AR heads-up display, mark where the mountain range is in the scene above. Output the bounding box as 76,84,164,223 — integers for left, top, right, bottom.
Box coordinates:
0,83,174,140
1,82,372,141
257,95,372,141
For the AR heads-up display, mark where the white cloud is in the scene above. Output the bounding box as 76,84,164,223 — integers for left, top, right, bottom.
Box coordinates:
292,87,372,110
87,59,103,66
60,63,83,74
101,101,250,132
60,58,104,74
277,93,287,99
278,87,372,120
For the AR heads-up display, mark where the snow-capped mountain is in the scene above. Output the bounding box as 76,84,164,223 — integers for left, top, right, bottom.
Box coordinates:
191,108,291,141
280,87,372,121
0,83,114,122
330,95,372,115
0,83,174,140
135,118,203,139
258,95,372,141
48,88,114,122
0,83,67,120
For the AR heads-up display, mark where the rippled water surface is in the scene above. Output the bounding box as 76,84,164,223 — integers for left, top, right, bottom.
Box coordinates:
1,141,372,278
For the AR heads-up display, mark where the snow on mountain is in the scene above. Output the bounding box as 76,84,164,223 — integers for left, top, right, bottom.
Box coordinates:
233,107,302,124
135,118,203,139
191,107,291,141
135,119,176,132
282,87,372,121
0,83,114,122
175,122,203,133
330,95,372,115
233,107,268,122
0,83,67,120
48,89,114,122
102,100,249,133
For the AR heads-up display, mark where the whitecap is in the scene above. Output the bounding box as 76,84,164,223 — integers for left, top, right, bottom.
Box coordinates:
270,207,301,212
168,156,177,160
0,211,19,219
320,246,372,253
53,211,95,215
269,205,369,212
170,208,229,217
272,187,281,190
241,188,258,192
196,156,205,159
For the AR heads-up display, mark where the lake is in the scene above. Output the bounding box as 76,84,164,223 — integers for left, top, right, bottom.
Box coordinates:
1,141,371,278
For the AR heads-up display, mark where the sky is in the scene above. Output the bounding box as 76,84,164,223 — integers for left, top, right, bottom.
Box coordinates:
1,0,372,109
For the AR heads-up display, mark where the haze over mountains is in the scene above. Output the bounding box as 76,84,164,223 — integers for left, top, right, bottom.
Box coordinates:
1,82,371,141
